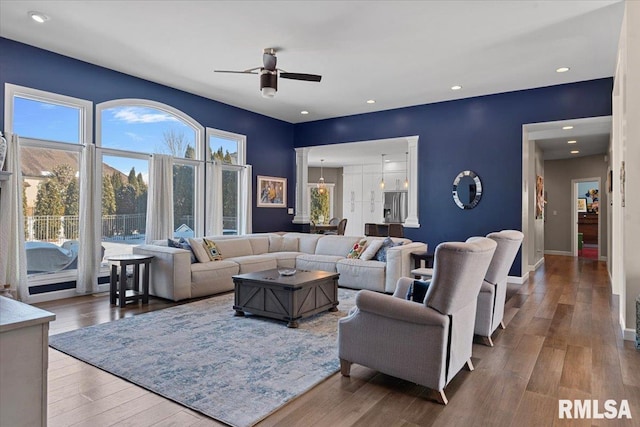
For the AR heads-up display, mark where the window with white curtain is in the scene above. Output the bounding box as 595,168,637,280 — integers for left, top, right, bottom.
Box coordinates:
5,84,92,291
97,100,204,259
207,128,247,235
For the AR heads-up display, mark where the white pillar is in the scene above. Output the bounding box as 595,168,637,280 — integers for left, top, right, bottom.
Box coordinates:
293,147,310,224
404,136,420,228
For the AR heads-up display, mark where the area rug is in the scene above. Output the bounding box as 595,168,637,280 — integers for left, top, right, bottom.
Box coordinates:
49,288,357,427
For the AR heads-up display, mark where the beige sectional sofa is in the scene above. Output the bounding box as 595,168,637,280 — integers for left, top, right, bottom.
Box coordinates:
133,232,427,301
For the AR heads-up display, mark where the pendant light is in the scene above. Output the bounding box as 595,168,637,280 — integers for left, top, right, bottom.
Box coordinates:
317,159,326,194
380,154,385,189
404,151,409,188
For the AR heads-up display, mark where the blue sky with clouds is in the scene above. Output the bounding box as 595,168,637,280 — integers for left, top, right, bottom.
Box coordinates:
14,98,239,179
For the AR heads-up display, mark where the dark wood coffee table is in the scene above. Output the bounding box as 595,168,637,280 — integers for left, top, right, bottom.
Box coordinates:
232,269,339,328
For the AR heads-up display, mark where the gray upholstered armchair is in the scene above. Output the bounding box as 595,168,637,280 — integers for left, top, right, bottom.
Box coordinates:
337,238,497,404
474,230,524,346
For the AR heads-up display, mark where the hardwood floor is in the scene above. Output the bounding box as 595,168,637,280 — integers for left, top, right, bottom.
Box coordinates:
36,255,640,426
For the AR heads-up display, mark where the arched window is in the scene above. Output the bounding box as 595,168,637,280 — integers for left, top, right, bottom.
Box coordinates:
97,100,205,259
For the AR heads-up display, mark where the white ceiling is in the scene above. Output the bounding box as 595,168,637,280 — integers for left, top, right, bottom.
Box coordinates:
526,116,611,160
0,0,624,127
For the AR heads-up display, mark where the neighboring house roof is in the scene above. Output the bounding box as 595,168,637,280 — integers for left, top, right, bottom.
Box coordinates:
20,146,127,179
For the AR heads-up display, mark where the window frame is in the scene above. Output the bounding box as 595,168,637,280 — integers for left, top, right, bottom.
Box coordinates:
4,84,92,291
96,99,205,237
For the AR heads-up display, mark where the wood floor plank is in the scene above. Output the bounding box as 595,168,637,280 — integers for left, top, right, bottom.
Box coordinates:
32,255,639,427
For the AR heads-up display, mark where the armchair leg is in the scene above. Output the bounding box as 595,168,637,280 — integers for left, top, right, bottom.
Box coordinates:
499,321,506,329
466,359,474,372
434,390,449,405
340,358,351,377
482,336,494,347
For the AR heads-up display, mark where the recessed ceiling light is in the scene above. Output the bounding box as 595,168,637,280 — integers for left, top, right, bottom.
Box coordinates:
567,140,577,144
366,99,375,104
300,110,309,115
556,67,570,73
562,125,574,130
451,85,462,91
570,150,580,154
29,11,50,23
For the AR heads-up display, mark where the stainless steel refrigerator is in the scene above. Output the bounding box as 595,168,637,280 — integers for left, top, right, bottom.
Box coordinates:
383,191,408,223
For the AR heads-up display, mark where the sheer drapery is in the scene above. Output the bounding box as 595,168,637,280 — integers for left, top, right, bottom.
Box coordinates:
205,161,223,236
0,134,28,301
145,154,174,243
77,143,100,294
240,164,253,234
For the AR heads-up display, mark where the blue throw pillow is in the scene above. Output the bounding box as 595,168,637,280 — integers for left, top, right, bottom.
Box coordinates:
406,280,430,303
374,237,403,262
168,238,197,263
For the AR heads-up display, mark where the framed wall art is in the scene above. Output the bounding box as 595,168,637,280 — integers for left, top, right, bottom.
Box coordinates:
257,175,287,208
577,197,587,213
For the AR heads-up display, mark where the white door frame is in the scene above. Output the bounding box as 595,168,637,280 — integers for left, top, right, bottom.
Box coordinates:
572,177,601,257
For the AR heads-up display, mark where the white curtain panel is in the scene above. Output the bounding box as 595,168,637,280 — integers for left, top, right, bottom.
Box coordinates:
145,154,174,243
205,161,223,236
77,143,100,294
0,134,28,301
240,164,253,234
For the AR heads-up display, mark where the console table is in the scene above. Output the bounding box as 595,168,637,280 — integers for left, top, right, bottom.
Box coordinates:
0,296,55,427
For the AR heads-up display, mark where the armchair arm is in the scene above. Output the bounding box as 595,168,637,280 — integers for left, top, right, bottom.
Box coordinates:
355,289,448,327
133,245,192,301
384,242,427,293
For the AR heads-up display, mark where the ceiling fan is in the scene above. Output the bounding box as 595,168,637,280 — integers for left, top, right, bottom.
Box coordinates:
215,48,322,98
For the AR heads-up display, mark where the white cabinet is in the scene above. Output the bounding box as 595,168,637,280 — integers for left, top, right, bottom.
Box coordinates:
0,297,55,427
342,165,384,235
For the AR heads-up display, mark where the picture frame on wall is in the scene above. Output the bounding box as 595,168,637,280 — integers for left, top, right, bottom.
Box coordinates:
577,197,587,213
257,175,287,208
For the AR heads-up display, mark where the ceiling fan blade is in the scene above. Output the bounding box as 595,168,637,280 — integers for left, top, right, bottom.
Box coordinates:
280,72,322,82
214,70,259,75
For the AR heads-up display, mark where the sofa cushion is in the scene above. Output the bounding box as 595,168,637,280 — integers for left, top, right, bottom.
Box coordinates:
202,238,223,261
315,235,361,257
296,254,344,272
248,237,270,255
283,233,323,254
336,258,386,292
360,239,383,261
225,255,277,274
190,260,239,284
268,235,297,252
346,238,368,259
213,238,253,259
269,251,299,269
188,238,211,263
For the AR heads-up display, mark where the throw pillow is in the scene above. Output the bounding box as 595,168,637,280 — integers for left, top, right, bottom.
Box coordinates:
202,238,223,261
268,235,284,252
178,237,197,263
406,280,430,303
359,239,384,261
374,237,402,262
346,238,367,259
169,238,197,263
188,238,211,263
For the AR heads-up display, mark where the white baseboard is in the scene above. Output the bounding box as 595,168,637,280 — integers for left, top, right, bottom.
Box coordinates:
528,257,545,272
623,327,637,342
508,272,528,285
544,250,573,256
599,256,608,262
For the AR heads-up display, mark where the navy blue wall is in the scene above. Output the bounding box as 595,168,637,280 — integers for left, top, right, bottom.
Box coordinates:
0,37,297,232
1,37,614,276
294,79,613,275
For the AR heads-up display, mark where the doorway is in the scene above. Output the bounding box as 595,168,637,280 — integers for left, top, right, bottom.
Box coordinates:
574,178,600,259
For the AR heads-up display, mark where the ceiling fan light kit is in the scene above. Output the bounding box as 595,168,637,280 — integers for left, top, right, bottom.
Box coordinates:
215,47,321,98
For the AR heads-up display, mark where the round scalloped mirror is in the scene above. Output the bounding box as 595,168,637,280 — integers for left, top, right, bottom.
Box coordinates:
452,170,482,209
